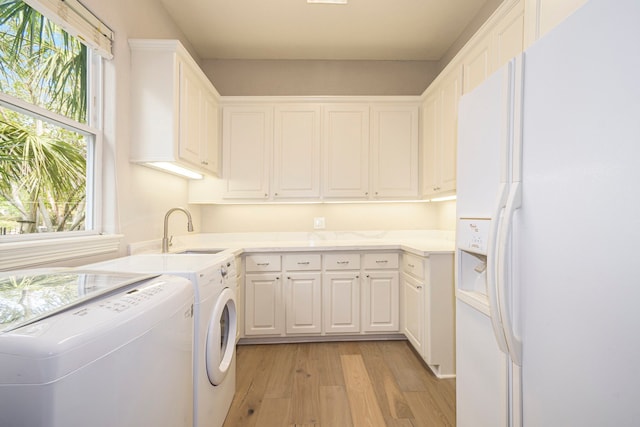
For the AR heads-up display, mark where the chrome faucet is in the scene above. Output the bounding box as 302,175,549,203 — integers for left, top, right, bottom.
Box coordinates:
162,207,194,253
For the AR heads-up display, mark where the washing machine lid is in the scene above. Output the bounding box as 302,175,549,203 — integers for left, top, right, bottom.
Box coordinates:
0,270,158,333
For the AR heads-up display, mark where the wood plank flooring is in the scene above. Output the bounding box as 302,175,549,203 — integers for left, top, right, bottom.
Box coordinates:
223,340,455,427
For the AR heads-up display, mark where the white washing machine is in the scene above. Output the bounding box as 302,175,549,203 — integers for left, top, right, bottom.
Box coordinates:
0,270,194,427
83,254,238,427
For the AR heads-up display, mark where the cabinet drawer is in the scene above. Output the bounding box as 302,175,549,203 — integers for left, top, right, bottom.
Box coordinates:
323,253,361,270
402,253,425,278
245,254,281,272
363,252,399,269
283,254,321,271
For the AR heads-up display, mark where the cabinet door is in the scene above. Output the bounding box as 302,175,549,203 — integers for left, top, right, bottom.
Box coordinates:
526,0,587,43
245,273,283,336
462,33,493,95
402,273,424,355
421,68,461,198
178,60,203,166
323,271,360,334
362,270,399,332
494,0,525,71
223,106,272,199
200,91,219,175
273,105,321,199
371,105,419,199
424,254,455,376
438,69,461,195
421,91,440,197
323,105,370,199
285,272,322,334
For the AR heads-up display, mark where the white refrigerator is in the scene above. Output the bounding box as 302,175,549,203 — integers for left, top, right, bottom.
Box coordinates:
455,0,640,426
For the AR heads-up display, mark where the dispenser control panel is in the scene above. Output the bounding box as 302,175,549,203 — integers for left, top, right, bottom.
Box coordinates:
457,219,490,255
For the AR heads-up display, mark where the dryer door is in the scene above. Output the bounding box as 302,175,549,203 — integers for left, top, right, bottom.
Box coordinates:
205,287,237,386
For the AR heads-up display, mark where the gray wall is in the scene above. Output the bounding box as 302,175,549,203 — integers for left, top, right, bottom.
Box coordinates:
200,0,504,96
201,59,439,96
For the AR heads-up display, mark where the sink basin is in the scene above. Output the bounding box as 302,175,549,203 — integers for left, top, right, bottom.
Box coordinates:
176,249,225,255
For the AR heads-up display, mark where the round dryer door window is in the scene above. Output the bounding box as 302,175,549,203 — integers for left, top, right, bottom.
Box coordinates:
205,287,237,386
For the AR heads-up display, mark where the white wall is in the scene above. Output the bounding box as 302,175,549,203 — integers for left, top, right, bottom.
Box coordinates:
200,201,456,233
82,0,203,255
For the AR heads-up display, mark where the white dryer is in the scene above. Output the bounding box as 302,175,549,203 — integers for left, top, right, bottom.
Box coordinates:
0,270,194,427
83,254,238,427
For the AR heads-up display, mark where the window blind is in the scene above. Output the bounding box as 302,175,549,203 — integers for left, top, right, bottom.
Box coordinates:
23,0,114,59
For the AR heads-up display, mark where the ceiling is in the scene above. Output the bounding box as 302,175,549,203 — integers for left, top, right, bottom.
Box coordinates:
157,0,491,61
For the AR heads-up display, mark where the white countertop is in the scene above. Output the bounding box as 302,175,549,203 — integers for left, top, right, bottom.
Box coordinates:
128,230,455,257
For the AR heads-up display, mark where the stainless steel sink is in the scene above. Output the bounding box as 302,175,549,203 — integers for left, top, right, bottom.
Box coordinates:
176,249,225,255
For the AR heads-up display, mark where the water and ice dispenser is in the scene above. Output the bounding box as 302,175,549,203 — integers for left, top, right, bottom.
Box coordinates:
457,219,491,307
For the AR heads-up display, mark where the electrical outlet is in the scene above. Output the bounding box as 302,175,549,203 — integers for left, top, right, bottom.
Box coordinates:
313,217,326,229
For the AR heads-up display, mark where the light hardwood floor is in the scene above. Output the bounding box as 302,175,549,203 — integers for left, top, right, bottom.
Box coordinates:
223,340,455,427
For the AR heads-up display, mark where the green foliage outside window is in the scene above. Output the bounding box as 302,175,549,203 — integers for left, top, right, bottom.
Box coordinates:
0,0,90,235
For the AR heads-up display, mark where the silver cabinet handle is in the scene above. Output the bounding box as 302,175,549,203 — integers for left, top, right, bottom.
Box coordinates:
337,261,350,265
256,262,270,266
375,260,388,264
297,261,310,265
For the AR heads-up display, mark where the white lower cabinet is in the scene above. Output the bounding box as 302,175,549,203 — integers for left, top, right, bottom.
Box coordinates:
284,254,322,334
244,250,411,339
361,253,400,333
285,272,322,334
322,253,361,334
401,252,455,378
245,272,283,336
401,272,424,354
244,254,283,336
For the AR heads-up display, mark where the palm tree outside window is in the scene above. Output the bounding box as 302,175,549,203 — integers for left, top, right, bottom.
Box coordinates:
0,0,97,236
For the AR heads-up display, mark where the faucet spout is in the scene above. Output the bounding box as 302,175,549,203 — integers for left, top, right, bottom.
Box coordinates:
162,207,194,253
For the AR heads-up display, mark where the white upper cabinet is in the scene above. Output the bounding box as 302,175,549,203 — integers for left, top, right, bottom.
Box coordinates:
439,72,461,199
524,0,588,45
422,68,461,198
494,0,525,71
462,0,525,95
421,91,440,198
370,105,419,199
322,104,371,199
461,32,493,95
421,0,526,198
178,62,220,175
273,105,321,199
129,39,220,177
222,106,273,199
193,98,421,203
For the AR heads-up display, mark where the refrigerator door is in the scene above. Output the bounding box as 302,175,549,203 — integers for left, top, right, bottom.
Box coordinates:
519,0,640,424
456,297,510,427
456,63,517,427
456,67,509,219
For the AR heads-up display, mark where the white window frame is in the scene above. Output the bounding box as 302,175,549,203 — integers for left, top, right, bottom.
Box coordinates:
0,1,121,270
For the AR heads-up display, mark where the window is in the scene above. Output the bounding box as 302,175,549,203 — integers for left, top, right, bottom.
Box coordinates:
0,0,107,238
